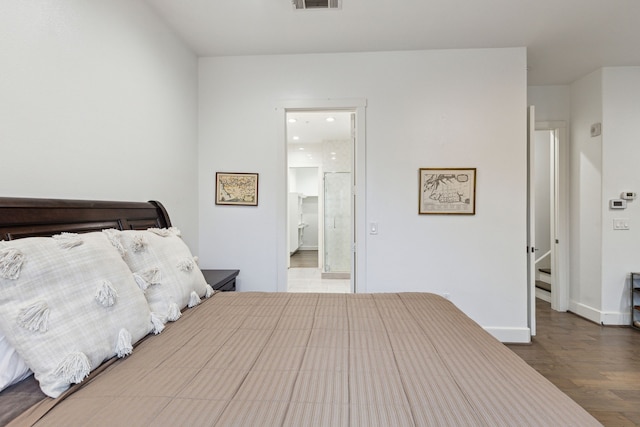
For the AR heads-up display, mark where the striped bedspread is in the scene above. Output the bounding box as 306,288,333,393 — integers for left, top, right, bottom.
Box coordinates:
12,292,601,426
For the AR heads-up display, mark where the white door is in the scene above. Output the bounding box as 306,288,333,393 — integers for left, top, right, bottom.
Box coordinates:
527,106,536,337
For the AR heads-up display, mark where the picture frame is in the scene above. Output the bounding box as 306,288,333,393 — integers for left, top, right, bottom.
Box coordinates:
419,168,476,215
215,172,259,206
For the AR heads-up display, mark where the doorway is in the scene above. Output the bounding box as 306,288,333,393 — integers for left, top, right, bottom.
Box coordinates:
286,111,353,293
530,120,569,318
533,129,554,304
275,98,366,293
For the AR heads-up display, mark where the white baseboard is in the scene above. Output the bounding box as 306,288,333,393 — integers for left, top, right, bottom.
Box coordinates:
484,327,531,344
602,311,630,325
299,246,318,250
569,301,630,326
487,303,629,344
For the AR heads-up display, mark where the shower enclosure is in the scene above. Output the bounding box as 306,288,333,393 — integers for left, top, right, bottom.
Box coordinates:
323,172,351,278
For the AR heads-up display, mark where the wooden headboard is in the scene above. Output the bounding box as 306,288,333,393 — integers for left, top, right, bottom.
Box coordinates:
0,197,171,241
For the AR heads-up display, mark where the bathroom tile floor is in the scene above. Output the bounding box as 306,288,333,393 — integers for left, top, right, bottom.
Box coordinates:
287,268,351,293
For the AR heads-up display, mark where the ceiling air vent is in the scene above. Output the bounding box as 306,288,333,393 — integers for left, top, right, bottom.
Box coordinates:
292,0,342,10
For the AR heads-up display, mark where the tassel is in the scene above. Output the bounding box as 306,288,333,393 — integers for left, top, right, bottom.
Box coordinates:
102,229,125,257
131,234,147,252
133,267,161,292
148,228,171,237
150,312,165,334
53,352,90,384
168,227,181,237
95,280,118,307
205,284,216,298
188,291,201,308
167,302,181,322
52,232,83,249
193,256,200,265
115,329,133,358
133,274,150,292
177,258,195,272
0,248,24,280
133,267,161,293
17,301,49,333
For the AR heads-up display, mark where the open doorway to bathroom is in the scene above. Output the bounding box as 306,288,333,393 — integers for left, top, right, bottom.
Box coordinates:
286,111,353,293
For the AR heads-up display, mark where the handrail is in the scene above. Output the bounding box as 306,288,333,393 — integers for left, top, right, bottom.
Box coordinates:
535,250,551,265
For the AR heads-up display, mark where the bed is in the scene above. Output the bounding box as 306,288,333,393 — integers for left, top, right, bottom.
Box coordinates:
0,197,601,426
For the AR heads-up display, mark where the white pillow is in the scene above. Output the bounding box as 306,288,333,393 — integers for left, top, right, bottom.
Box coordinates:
110,228,213,324
0,232,153,398
0,332,32,392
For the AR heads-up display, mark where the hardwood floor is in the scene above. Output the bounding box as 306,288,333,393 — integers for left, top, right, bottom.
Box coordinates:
506,299,640,426
290,250,318,268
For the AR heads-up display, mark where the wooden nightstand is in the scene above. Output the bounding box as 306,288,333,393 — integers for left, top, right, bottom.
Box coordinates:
201,269,239,292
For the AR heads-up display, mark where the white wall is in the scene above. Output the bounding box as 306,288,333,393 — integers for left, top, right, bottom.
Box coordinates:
0,0,199,247
199,48,529,341
295,168,319,196
601,67,640,323
570,70,604,318
528,85,571,123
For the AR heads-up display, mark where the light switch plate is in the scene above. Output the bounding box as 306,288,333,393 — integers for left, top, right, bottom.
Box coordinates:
613,218,630,230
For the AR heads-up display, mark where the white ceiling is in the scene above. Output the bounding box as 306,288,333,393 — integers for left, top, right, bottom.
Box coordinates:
146,0,640,85
287,111,352,144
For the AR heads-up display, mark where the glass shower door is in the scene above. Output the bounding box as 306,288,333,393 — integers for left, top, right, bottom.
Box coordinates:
323,172,351,274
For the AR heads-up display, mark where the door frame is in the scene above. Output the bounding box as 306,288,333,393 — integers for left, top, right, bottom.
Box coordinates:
275,99,367,293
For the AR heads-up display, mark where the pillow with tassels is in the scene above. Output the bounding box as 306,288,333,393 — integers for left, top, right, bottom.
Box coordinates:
0,331,32,391
0,232,153,398
105,228,214,326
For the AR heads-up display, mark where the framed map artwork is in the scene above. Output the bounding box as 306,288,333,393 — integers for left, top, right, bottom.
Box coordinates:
419,168,476,215
215,172,259,206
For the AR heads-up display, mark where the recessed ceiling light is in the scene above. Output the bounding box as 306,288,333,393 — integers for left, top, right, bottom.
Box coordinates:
330,152,336,155
331,157,337,160
293,136,300,141
326,117,335,122
299,147,305,150
288,118,297,123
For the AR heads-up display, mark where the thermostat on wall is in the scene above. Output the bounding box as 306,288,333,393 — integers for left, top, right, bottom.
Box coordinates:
621,192,637,200
610,199,627,209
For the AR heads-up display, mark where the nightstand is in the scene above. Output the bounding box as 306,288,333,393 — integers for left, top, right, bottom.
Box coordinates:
201,269,239,292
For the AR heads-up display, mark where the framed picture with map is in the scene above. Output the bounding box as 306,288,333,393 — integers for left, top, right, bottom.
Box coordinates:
419,168,476,215
215,172,259,206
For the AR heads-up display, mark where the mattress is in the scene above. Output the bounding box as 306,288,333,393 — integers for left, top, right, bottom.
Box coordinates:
9,292,601,426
